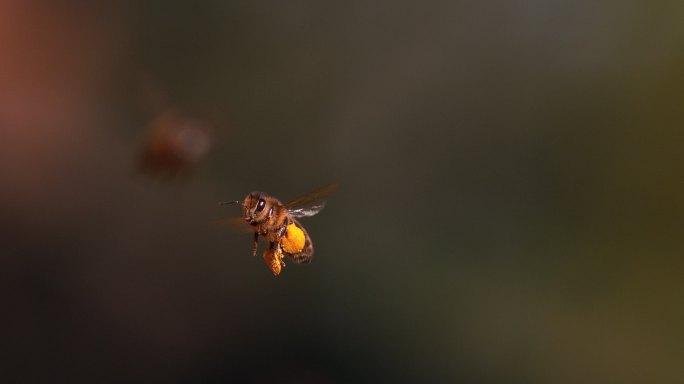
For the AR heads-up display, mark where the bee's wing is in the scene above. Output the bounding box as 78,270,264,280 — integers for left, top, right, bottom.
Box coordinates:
284,183,338,218
212,216,254,233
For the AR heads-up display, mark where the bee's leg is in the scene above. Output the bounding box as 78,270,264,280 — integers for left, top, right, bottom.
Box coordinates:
252,232,259,257
263,242,285,276
263,245,280,276
271,241,286,268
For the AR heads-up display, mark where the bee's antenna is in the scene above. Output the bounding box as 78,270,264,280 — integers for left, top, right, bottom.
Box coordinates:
218,200,241,206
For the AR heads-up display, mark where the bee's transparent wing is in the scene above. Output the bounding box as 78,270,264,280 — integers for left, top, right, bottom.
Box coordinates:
284,183,338,218
212,216,253,233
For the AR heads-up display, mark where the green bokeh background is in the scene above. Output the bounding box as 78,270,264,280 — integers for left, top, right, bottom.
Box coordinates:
1,1,683,383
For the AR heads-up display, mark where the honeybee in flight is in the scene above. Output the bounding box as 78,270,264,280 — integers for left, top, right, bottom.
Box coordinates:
220,183,337,276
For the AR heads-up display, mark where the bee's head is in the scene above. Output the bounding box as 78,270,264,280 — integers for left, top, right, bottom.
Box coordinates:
243,192,270,225
219,191,274,226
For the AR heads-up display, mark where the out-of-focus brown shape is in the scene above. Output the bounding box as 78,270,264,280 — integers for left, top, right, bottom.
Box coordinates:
137,109,213,178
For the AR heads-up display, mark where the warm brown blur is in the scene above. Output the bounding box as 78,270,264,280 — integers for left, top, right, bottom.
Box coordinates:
1,1,683,383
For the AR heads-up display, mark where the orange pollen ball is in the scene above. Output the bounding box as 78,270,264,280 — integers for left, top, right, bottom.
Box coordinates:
281,223,305,254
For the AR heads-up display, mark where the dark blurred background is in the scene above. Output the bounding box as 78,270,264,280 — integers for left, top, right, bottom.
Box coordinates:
1,1,683,383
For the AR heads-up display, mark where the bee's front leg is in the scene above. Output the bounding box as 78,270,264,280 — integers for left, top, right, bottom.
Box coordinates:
252,232,259,257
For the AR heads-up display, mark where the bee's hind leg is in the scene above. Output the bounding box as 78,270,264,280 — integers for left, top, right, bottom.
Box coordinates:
263,242,286,276
271,241,286,269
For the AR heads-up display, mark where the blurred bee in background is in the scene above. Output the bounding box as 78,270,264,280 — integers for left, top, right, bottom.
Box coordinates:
137,109,213,179
220,183,337,276
133,77,216,180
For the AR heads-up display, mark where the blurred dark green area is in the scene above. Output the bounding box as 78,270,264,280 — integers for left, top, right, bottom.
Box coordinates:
1,1,683,383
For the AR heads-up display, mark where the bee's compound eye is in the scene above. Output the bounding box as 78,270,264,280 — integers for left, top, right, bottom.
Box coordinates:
255,198,266,213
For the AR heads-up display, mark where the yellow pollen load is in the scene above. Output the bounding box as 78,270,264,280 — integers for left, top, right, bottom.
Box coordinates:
263,247,283,276
281,223,305,254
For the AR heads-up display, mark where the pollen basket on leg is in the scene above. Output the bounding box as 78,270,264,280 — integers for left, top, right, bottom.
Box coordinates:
263,247,283,276
281,223,306,254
